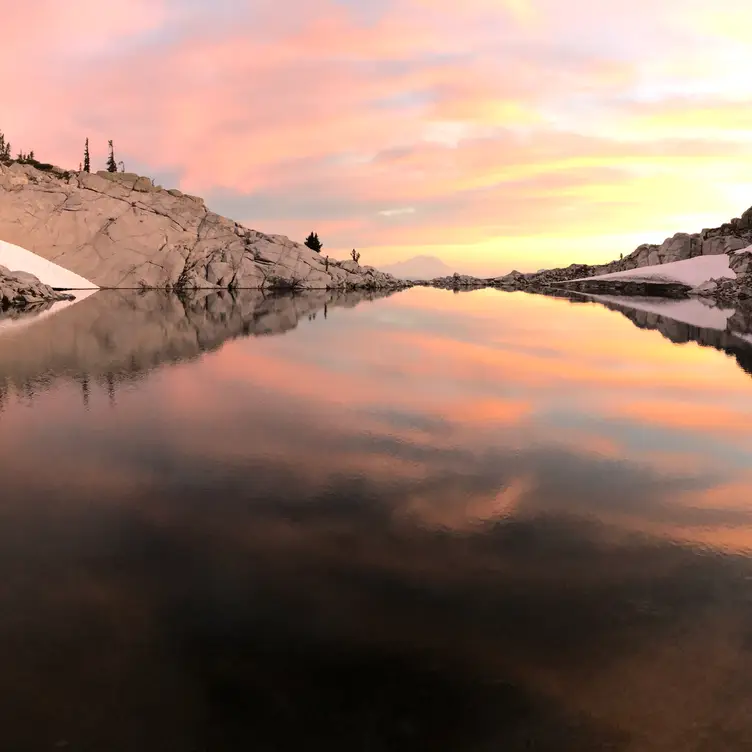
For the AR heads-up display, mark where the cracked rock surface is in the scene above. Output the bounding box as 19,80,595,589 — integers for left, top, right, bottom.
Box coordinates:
0,163,408,291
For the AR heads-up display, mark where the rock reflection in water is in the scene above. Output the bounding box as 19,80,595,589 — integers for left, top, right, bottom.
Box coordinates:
579,294,752,377
0,288,399,404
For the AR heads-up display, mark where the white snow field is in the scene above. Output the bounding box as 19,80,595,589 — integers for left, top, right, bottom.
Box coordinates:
574,254,737,287
0,239,98,289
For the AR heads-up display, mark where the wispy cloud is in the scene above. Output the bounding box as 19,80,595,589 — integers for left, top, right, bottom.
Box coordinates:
379,208,416,217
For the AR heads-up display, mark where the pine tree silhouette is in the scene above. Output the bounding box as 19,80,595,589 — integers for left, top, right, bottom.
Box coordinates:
0,130,13,162
106,140,117,173
83,138,90,173
304,232,323,253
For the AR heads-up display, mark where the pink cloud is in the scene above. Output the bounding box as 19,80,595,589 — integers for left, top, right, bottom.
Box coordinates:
1,0,751,271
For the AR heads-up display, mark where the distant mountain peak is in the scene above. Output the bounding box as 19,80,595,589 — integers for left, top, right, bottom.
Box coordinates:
379,255,457,280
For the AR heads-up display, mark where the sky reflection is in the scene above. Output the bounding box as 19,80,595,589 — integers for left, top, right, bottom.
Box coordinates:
1,288,752,750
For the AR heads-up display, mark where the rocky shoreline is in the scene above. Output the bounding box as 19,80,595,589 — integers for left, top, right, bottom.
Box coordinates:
0,266,74,309
2,159,752,306
416,206,752,305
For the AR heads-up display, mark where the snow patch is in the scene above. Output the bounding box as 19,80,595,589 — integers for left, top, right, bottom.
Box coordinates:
734,244,752,255
0,239,98,289
574,255,736,287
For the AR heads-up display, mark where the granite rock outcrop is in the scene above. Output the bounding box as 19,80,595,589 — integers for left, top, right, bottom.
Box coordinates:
0,163,408,292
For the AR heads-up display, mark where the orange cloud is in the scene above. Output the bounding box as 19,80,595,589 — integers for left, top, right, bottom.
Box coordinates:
606,399,752,439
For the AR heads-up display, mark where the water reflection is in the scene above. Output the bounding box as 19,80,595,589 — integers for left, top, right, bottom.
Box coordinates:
0,288,399,405
577,293,752,377
1,288,752,751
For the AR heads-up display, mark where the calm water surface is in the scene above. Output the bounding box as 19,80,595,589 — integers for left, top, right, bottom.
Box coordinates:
2,288,752,751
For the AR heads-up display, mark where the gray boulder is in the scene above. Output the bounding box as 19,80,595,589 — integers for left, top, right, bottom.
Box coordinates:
730,250,752,276
0,267,74,308
658,232,701,263
702,235,748,255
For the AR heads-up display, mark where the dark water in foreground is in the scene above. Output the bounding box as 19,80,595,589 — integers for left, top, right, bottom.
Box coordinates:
2,288,752,751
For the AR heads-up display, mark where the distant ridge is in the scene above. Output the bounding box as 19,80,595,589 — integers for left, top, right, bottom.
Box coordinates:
379,255,457,280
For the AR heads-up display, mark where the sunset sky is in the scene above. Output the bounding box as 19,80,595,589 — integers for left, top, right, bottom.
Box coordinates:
3,0,752,274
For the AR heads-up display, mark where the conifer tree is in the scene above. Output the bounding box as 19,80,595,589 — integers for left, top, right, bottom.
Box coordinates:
106,140,117,173
304,232,323,253
83,138,90,173
0,130,12,162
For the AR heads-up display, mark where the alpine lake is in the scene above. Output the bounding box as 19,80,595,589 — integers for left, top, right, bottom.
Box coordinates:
1,286,752,751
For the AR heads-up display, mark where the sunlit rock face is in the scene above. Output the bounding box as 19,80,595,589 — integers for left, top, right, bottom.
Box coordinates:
0,163,408,291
